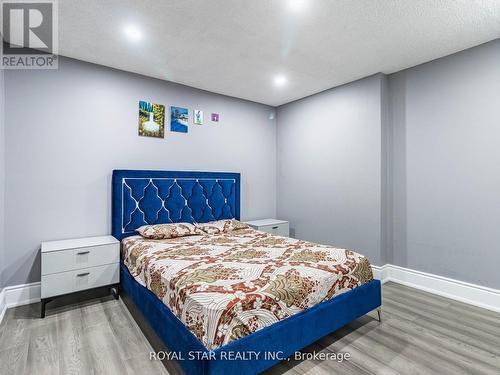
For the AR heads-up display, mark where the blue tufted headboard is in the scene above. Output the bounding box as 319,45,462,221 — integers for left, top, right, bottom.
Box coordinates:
112,170,240,240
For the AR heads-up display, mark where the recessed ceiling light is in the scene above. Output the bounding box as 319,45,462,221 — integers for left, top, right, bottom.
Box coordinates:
273,75,287,87
288,0,307,12
124,25,142,42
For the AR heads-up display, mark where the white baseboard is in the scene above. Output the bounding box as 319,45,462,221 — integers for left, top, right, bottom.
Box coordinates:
372,264,500,314
4,282,41,309
0,288,6,325
0,282,41,325
371,265,388,282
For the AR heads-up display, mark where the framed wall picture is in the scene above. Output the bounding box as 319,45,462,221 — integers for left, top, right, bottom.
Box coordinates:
211,113,220,122
193,110,203,125
170,106,189,133
138,100,165,138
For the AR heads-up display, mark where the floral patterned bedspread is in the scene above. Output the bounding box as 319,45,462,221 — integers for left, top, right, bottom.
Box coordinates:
122,227,373,350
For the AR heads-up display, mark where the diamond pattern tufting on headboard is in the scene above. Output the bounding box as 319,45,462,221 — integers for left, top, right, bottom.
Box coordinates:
112,170,240,240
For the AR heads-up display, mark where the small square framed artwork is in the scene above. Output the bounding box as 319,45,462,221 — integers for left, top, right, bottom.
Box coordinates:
193,110,203,125
211,113,220,122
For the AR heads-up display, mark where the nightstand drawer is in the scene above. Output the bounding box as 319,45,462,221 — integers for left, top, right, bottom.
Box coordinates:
41,263,119,298
42,243,119,275
246,219,290,237
258,223,289,236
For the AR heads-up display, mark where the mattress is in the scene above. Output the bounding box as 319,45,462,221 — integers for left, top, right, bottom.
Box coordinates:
122,227,373,350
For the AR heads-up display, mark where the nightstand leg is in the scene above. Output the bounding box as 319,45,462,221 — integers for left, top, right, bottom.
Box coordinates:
111,285,120,300
40,298,50,318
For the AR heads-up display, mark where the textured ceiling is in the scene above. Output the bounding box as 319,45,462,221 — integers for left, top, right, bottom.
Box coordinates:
57,0,500,106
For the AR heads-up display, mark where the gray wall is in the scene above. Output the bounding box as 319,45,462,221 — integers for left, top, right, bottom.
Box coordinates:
276,39,500,289
3,57,276,286
389,39,500,289
0,68,5,291
5,40,500,290
276,74,386,266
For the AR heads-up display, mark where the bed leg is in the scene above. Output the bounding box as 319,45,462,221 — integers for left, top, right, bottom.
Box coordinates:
376,307,382,323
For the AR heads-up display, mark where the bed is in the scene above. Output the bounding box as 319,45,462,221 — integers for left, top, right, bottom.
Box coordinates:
112,170,381,375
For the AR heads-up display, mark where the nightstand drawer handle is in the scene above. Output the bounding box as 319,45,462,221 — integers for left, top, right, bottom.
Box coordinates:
76,272,90,277
77,251,90,255
272,226,279,229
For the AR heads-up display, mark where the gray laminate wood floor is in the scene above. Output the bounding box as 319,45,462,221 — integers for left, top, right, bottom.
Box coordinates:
0,282,499,375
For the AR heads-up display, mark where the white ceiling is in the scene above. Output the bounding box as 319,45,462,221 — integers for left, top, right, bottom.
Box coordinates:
58,0,500,106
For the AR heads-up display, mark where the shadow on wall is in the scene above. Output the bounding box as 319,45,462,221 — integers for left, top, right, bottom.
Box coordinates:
4,247,41,287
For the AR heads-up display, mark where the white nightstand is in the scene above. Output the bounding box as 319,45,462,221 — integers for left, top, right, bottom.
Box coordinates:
40,235,120,318
245,219,290,237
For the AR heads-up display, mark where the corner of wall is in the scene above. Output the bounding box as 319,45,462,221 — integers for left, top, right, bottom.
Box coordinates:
386,71,407,269
272,107,278,220
380,73,393,266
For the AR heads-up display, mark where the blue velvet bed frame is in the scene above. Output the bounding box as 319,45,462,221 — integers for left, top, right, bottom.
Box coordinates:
112,170,381,375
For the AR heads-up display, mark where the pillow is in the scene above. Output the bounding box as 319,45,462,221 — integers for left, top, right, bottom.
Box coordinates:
136,222,203,239
195,219,249,234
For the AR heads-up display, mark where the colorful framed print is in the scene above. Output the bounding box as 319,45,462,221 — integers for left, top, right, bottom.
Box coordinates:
193,110,203,125
211,113,220,122
170,106,189,133
138,101,165,138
